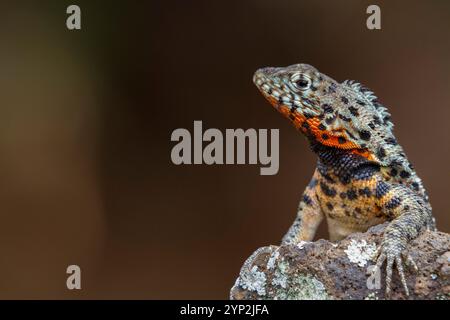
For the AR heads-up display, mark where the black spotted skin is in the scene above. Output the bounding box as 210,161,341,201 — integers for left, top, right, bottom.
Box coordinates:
253,64,436,297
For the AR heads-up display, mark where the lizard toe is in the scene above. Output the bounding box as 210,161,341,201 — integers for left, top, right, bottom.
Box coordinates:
385,255,394,296
402,252,418,272
375,244,413,298
395,256,409,296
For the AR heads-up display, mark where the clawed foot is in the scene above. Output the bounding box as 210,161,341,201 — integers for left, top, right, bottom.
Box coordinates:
372,242,418,297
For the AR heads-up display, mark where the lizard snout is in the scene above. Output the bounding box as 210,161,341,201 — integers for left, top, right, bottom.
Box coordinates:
253,67,279,87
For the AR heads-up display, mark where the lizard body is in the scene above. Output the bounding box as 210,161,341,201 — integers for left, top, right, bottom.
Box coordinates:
253,64,436,296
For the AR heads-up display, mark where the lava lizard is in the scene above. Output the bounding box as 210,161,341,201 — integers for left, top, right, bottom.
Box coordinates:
253,63,436,297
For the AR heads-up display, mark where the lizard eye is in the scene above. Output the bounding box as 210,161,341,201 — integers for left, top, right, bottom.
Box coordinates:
291,73,312,91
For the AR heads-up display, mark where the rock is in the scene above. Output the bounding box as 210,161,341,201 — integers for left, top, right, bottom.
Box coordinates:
230,223,450,300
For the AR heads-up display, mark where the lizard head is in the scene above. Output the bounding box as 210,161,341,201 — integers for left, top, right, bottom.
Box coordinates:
253,63,395,163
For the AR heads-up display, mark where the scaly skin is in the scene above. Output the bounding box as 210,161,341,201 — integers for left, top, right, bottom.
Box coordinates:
253,64,436,297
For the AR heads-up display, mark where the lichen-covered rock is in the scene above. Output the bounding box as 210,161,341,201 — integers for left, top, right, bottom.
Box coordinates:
230,223,450,300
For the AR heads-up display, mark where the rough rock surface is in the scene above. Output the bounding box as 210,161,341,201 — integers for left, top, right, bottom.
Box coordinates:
230,223,450,300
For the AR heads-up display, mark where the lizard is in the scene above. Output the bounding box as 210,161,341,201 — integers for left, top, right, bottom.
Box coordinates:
253,63,436,297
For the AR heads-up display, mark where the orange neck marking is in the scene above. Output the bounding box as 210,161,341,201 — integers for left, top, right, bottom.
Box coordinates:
274,104,376,161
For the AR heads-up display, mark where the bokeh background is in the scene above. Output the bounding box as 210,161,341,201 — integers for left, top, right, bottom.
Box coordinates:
0,0,449,299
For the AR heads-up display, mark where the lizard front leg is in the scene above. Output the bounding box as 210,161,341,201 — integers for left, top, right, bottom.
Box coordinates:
282,173,324,244
374,180,434,296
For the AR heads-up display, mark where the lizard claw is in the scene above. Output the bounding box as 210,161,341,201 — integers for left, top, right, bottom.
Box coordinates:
374,243,413,297
402,252,418,272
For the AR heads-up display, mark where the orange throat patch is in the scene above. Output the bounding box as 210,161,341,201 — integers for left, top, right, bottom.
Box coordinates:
268,100,376,161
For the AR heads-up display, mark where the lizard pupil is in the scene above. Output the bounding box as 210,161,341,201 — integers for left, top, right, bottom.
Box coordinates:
294,78,310,90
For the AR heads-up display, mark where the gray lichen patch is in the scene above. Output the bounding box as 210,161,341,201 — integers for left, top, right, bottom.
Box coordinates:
344,239,377,267
364,292,379,300
296,241,309,249
238,265,267,296
435,293,449,300
274,273,331,300
270,258,331,300
271,260,289,289
266,250,280,270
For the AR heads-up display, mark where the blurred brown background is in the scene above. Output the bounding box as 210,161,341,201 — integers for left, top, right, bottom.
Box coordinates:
0,0,448,299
